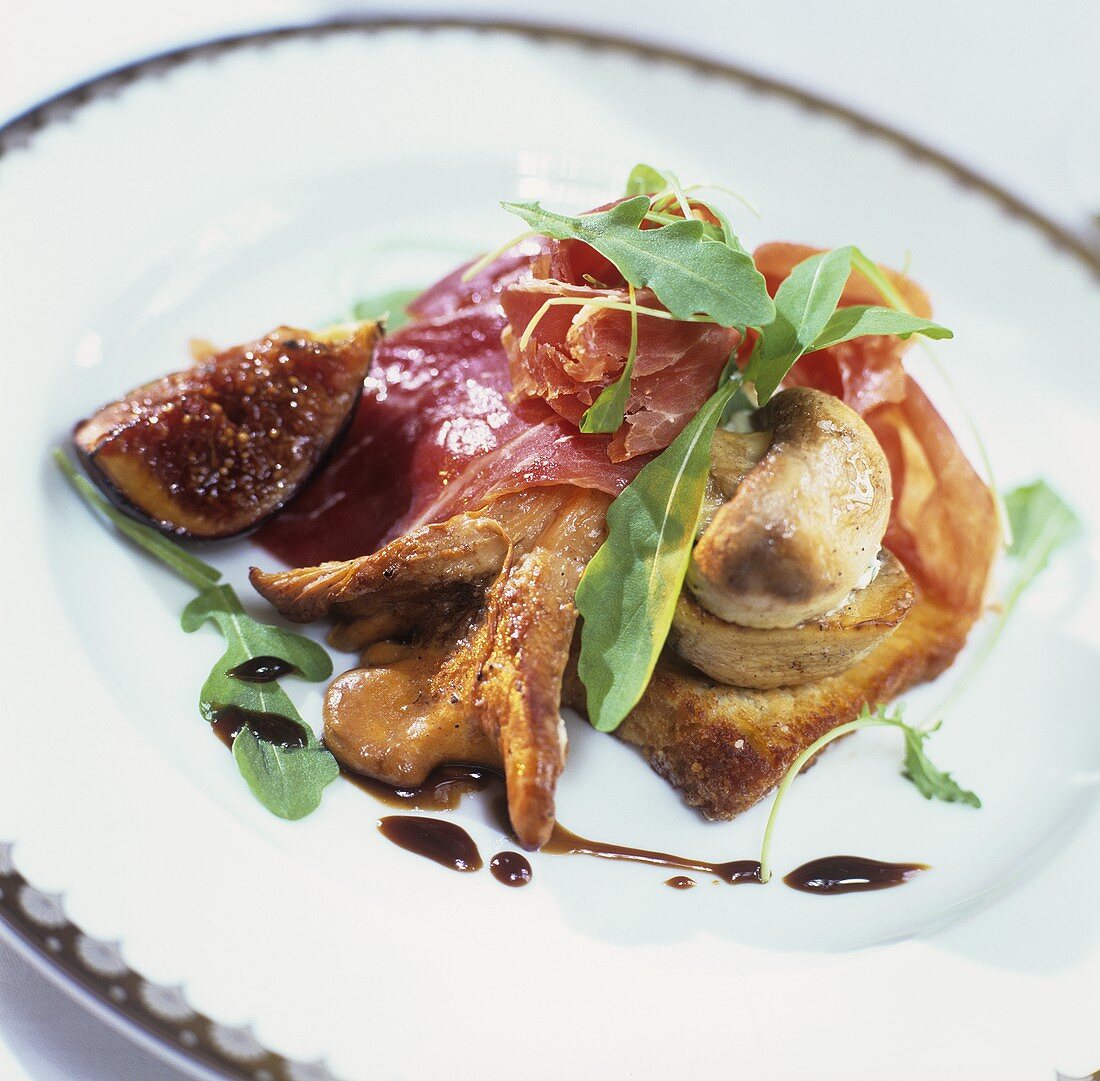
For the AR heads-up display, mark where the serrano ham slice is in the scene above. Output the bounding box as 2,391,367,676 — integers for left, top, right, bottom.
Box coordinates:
500,281,738,461
256,254,638,566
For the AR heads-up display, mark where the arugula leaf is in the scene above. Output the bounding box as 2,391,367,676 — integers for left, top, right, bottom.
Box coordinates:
933,479,1080,722
53,449,220,592
180,587,338,819
627,164,754,252
351,287,422,332
810,305,952,352
758,705,980,882
181,585,332,720
1005,480,1080,583
232,727,340,821
576,368,744,731
746,248,950,404
55,448,339,821
502,198,775,327
900,721,981,807
580,285,639,434
745,247,856,403
625,162,666,196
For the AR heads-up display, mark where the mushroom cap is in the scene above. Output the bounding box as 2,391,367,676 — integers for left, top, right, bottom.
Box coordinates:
687,387,892,629
670,549,913,688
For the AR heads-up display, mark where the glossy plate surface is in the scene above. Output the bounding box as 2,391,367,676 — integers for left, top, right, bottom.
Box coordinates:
1,21,1097,1081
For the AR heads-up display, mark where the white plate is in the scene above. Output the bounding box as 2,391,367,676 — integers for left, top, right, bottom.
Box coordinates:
2,20,1098,1081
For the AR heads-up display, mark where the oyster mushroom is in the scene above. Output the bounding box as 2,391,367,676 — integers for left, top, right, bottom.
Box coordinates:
251,486,610,850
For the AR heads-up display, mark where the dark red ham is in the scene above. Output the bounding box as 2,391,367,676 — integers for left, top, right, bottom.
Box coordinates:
501,280,738,461
255,253,640,566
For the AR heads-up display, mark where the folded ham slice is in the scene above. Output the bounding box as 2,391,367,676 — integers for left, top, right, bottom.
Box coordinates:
256,251,639,566
501,281,739,461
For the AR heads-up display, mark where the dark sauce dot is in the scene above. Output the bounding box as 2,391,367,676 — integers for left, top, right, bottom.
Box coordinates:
784,855,929,895
227,655,297,683
490,852,532,887
210,706,307,749
377,815,482,873
665,876,696,890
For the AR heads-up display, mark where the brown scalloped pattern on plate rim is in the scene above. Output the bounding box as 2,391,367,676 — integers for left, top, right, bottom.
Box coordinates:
1,17,1097,1081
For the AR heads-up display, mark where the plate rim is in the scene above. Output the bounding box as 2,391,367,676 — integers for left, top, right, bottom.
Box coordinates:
2,16,1097,1081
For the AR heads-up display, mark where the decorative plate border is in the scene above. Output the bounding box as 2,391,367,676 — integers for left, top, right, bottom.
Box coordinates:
1,17,1097,1081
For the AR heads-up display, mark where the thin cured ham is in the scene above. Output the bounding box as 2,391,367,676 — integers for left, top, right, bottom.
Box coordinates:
501,280,739,461
256,253,639,566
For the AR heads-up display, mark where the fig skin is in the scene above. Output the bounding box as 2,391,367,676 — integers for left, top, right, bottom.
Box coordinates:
73,321,380,539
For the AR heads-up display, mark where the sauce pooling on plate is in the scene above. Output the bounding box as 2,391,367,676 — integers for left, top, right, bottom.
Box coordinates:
351,764,926,895
342,763,500,811
377,815,482,872
542,822,762,885
490,851,533,887
665,876,696,890
783,855,928,894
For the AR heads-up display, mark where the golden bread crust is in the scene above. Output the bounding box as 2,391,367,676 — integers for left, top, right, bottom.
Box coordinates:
564,595,973,819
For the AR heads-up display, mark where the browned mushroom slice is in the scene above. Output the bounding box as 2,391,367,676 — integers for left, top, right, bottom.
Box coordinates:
688,387,892,629
74,322,380,538
251,485,610,849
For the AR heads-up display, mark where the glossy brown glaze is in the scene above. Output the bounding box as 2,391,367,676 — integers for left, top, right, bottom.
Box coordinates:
784,855,928,894
665,876,696,890
227,655,297,683
490,852,533,888
210,706,307,750
341,763,502,812
543,823,762,885
74,323,379,539
377,816,482,873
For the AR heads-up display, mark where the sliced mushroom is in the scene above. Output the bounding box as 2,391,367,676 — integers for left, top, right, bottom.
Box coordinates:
669,549,913,688
688,387,892,629
251,485,609,850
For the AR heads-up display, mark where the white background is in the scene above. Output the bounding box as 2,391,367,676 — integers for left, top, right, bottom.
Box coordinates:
0,2,1096,1078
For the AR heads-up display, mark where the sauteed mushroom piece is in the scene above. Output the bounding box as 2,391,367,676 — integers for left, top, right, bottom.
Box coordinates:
252,486,609,850
688,387,893,630
670,550,913,689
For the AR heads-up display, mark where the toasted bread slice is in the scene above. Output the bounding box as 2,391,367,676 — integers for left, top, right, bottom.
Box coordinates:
563,594,974,819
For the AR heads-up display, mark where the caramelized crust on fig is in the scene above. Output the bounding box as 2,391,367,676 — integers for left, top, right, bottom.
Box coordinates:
73,322,380,538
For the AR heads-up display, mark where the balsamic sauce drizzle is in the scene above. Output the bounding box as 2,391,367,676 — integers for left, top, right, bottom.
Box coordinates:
543,822,762,885
226,655,297,683
665,876,696,890
783,855,928,894
377,815,482,873
210,706,307,750
350,763,927,895
341,763,499,811
490,852,533,887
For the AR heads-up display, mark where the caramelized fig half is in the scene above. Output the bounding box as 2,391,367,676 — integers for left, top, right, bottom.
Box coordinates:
73,322,380,538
